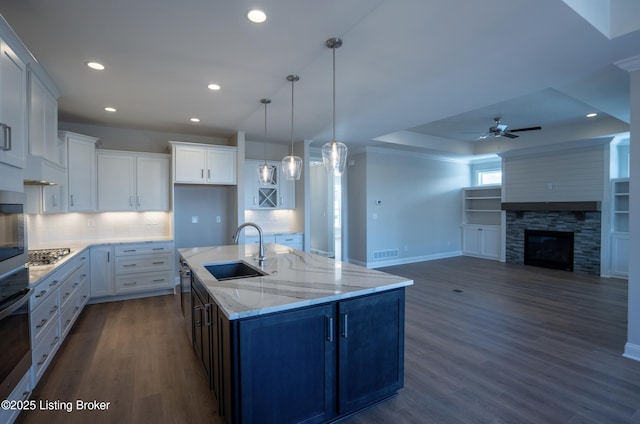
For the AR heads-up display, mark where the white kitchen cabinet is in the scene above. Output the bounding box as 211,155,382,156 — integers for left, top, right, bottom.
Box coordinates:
171,141,237,185
27,68,60,163
30,250,89,386
62,131,98,211
462,224,500,260
90,246,115,298
97,150,170,211
610,233,629,278
609,179,629,278
244,160,296,210
0,37,27,169
113,242,174,295
244,233,304,250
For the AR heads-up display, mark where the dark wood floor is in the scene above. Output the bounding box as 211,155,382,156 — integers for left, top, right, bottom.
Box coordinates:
17,256,640,424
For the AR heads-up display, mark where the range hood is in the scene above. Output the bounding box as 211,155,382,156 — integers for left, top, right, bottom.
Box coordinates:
24,155,66,185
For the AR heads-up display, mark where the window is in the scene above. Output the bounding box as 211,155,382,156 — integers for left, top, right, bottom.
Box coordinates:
477,169,502,186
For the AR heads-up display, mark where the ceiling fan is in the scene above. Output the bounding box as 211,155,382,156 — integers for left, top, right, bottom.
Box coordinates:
476,117,542,140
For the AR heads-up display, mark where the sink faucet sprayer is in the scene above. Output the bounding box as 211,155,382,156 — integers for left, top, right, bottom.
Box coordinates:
232,222,265,266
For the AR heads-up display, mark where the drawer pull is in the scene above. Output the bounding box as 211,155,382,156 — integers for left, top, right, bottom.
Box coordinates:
153,279,165,283
123,264,137,267
152,247,164,251
49,279,59,287
152,261,165,265
50,305,58,314
74,306,80,312
37,354,49,366
35,290,47,298
51,336,59,347
36,318,47,328
65,319,71,326
123,249,136,252
124,282,137,286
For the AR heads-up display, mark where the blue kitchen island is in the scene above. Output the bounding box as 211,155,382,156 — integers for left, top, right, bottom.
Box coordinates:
179,243,413,424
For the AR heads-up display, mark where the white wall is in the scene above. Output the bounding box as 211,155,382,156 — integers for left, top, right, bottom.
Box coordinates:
348,147,468,267
59,122,229,153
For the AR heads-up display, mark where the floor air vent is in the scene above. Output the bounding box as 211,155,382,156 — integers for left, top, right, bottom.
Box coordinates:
373,249,400,260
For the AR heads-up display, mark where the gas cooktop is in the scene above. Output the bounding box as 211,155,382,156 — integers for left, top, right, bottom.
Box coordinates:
28,248,71,266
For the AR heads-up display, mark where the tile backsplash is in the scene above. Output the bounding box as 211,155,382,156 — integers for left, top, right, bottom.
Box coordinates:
27,211,171,248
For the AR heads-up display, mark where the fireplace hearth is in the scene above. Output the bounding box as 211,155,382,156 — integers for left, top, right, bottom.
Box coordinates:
524,229,574,271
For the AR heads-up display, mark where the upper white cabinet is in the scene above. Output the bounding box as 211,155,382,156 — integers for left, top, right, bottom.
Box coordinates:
171,141,237,185
97,150,170,211
62,131,98,212
27,69,61,164
244,159,296,210
0,37,27,169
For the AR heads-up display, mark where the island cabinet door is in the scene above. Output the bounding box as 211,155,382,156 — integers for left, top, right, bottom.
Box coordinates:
237,304,337,424
337,288,405,414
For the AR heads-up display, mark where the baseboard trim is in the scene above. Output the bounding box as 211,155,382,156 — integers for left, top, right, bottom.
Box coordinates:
350,251,462,269
623,342,640,362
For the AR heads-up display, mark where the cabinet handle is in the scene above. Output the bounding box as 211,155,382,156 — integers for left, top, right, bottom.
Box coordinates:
35,290,47,298
201,169,204,178
129,196,134,207
107,252,110,262
1,123,11,151
52,194,58,206
207,169,211,179
37,353,49,366
152,247,164,251
123,249,136,252
152,261,165,265
137,196,142,206
326,316,334,342
49,279,59,287
253,196,257,205
51,336,59,347
123,282,137,286
70,194,75,207
36,318,47,328
340,313,348,338
123,263,137,267
204,304,212,326
50,305,58,314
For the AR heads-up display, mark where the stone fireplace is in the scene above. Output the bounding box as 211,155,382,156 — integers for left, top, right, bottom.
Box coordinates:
503,202,601,275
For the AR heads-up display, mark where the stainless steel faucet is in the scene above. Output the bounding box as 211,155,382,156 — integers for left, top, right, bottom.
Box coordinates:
232,222,265,266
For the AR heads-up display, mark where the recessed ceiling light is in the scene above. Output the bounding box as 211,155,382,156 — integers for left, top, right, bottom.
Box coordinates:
247,9,266,23
190,118,200,123
104,107,117,112
208,83,221,91
87,62,105,70
586,112,598,118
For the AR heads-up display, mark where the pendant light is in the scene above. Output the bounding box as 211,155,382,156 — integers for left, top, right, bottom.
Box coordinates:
282,74,303,180
257,98,275,185
322,37,348,175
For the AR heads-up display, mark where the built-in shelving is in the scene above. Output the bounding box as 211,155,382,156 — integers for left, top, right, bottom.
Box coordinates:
463,186,502,226
612,178,629,233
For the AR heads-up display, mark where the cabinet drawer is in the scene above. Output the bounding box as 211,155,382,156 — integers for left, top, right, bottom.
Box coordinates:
60,292,81,338
115,271,172,294
115,253,172,274
244,235,276,245
32,320,60,384
115,243,174,256
30,270,61,311
59,266,87,307
31,289,59,345
275,233,303,249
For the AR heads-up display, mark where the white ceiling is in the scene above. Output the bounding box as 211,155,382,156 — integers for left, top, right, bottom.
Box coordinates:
1,0,639,158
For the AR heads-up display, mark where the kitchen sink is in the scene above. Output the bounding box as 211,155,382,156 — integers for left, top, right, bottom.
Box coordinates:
204,261,267,281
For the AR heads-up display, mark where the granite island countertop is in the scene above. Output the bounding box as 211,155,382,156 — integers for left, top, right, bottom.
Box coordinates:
179,243,413,320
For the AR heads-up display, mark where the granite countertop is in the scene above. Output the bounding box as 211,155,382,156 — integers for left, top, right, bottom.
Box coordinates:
28,237,174,285
179,244,413,320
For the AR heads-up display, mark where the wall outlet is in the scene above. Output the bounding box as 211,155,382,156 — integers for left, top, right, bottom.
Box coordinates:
87,218,94,227
216,216,221,223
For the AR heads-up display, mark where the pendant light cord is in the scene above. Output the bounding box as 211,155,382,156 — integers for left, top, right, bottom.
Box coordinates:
332,45,336,143
263,101,268,165
290,77,295,155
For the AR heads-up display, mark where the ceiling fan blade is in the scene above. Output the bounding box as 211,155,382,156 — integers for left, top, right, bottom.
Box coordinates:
502,132,519,139
509,126,542,133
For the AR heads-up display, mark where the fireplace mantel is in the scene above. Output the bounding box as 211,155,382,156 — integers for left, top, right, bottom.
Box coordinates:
501,201,601,212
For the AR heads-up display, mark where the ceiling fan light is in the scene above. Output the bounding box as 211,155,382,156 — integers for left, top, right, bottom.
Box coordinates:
322,140,348,175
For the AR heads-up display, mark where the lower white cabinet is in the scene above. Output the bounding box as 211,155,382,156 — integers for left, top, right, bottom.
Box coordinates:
114,242,174,295
244,233,303,250
462,224,500,260
90,246,115,298
29,250,89,387
610,233,629,278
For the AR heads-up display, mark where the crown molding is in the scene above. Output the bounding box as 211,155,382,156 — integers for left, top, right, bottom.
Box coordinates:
615,55,640,72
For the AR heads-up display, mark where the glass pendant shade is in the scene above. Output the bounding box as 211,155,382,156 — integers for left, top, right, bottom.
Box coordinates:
257,161,275,185
322,140,348,175
323,37,348,175
282,74,302,180
257,98,274,185
282,155,303,180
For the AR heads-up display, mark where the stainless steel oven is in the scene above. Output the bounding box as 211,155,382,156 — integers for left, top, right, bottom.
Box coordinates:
0,267,31,400
0,190,28,277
